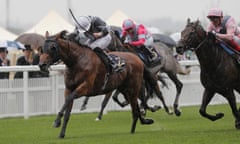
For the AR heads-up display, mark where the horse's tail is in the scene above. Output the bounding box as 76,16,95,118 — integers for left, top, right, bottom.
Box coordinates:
176,61,191,75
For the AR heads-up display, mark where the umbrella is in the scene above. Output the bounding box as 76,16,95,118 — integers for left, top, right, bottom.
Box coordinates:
0,40,25,51
15,33,46,50
170,32,181,43
152,33,176,47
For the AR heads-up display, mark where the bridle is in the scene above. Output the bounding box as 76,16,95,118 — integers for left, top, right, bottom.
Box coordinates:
183,22,208,52
43,39,62,65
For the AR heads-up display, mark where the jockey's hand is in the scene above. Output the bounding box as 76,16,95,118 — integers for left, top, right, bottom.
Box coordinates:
124,38,130,44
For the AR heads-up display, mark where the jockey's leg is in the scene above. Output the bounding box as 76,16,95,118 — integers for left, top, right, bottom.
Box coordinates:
230,36,240,51
145,46,158,62
93,47,112,73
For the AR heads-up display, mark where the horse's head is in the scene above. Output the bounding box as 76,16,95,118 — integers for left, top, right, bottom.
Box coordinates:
176,18,206,55
39,31,66,73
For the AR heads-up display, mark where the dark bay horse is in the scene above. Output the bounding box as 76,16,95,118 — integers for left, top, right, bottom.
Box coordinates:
176,19,240,129
39,31,154,138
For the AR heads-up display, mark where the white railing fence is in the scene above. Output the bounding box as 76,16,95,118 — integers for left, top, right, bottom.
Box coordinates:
0,60,239,119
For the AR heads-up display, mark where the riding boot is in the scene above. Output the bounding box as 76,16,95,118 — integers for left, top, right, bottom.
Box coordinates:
93,47,112,73
94,47,112,90
146,46,158,62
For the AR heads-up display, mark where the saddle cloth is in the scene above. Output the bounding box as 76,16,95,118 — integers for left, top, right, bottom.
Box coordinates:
108,54,126,72
136,49,161,67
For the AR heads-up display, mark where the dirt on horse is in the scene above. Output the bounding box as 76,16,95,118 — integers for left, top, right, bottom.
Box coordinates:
176,19,240,129
39,31,154,138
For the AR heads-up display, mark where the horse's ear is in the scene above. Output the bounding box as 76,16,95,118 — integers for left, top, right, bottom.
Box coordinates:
60,30,68,39
45,31,49,38
194,19,200,27
187,18,191,24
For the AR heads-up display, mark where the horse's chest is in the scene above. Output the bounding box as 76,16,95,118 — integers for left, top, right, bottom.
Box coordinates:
64,72,84,90
201,71,235,90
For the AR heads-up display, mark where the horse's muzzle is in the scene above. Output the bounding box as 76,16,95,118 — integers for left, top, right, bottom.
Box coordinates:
39,63,50,74
176,42,185,55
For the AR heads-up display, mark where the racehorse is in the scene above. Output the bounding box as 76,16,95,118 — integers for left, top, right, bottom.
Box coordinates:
176,19,240,129
39,31,155,138
66,31,173,119
79,31,191,120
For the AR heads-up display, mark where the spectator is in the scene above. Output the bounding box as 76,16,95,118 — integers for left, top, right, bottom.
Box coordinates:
14,44,34,79
0,47,10,79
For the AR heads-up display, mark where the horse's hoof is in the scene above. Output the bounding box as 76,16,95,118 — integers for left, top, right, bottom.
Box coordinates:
167,109,174,115
53,120,61,128
95,117,101,121
80,106,86,111
58,133,65,139
235,120,240,129
141,118,154,125
216,113,224,119
175,109,182,116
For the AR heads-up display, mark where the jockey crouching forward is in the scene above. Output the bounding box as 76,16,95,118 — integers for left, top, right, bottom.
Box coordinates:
73,15,124,74
121,19,158,63
206,8,240,51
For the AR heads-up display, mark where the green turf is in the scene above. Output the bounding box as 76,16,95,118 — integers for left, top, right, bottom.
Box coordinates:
0,104,240,144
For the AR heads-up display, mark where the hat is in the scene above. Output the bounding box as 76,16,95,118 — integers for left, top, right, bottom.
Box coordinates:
23,44,32,51
0,47,7,53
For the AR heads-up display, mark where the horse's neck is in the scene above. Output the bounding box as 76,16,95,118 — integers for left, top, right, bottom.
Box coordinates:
196,40,225,70
59,40,87,66
108,32,127,52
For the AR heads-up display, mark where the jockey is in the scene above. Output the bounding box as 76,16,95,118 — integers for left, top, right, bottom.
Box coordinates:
73,15,121,73
206,8,240,51
121,19,158,62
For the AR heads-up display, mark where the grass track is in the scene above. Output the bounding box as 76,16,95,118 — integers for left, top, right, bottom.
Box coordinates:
0,104,240,144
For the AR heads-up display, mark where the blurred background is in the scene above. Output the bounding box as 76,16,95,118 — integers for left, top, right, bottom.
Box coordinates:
0,0,239,35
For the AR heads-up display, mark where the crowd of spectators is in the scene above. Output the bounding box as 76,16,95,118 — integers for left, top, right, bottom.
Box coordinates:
0,44,49,79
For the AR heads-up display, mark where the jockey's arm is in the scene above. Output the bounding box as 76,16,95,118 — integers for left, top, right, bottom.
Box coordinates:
216,20,237,41
216,29,235,41
130,27,146,46
130,38,145,46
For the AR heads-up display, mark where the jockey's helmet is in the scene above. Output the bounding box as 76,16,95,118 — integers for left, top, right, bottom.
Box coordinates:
207,8,223,18
122,19,136,31
76,16,91,32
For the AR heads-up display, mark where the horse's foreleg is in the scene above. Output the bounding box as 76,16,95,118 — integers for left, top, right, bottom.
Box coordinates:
167,73,183,116
56,91,76,138
126,92,154,134
59,100,73,138
224,91,240,129
199,89,224,121
96,92,112,121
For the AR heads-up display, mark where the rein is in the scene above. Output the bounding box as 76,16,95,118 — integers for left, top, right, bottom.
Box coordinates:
194,37,207,51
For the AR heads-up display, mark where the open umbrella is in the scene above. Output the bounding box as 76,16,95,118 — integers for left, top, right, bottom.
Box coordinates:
152,33,176,47
170,32,181,43
0,40,25,51
15,33,45,50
